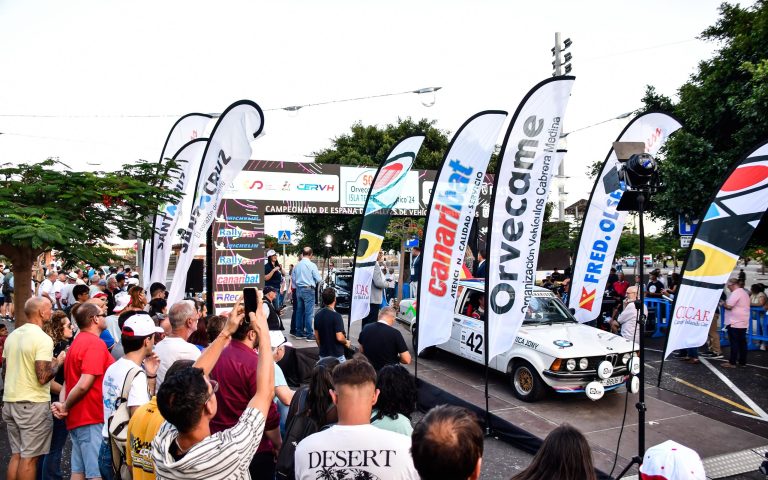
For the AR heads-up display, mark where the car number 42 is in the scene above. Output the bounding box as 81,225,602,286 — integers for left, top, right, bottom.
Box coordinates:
462,331,484,355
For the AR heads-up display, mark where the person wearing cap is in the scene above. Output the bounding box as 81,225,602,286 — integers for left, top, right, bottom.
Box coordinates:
106,293,131,344
262,286,284,331
639,440,705,480
58,272,79,311
264,249,284,308
100,311,162,478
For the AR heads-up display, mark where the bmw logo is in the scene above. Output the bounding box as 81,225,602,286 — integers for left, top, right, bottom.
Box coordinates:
553,340,573,348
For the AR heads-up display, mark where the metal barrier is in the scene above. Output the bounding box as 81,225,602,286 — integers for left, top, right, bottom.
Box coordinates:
719,306,768,351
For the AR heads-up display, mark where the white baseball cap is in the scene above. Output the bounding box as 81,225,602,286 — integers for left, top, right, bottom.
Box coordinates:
640,440,705,480
266,249,277,257
114,293,131,313
121,313,164,337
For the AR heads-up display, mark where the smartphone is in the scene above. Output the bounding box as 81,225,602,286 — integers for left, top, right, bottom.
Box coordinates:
243,287,259,322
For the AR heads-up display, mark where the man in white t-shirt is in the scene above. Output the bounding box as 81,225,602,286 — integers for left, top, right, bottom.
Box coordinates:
294,357,419,480
37,271,57,304
52,272,66,310
101,312,162,473
153,300,201,386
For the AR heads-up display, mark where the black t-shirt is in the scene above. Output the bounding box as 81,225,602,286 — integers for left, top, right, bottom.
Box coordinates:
358,322,407,371
51,340,68,402
314,308,345,358
265,262,283,289
647,280,664,297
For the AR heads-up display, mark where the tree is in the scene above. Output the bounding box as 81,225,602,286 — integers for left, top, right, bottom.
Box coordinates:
0,159,181,325
294,118,452,252
639,1,768,233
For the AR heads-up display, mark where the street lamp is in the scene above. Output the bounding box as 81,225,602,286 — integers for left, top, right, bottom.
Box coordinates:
323,235,333,284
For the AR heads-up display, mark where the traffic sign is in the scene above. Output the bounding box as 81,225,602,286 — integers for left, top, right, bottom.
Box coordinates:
680,235,692,248
277,230,291,245
405,237,419,248
679,215,699,236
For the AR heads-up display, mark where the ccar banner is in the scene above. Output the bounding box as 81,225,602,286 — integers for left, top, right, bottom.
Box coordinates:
485,77,575,362
148,138,209,289
167,101,264,304
142,113,213,289
569,112,682,322
663,141,768,358
350,135,425,324
417,111,507,353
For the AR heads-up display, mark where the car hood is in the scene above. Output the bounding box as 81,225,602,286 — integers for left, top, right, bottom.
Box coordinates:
518,322,636,357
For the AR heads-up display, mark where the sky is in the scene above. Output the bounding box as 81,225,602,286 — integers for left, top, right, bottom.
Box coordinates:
0,0,754,237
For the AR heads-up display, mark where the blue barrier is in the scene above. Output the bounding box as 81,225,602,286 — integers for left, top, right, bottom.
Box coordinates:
643,298,672,338
719,306,768,351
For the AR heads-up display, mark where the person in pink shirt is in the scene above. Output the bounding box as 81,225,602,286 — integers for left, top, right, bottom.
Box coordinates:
719,277,749,367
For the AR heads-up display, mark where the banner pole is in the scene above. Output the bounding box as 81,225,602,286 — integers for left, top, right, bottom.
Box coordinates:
483,311,491,435
206,225,214,314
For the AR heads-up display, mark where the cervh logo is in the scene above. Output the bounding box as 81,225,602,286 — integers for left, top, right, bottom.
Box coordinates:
217,275,245,285
215,291,240,304
297,184,335,191
578,287,596,311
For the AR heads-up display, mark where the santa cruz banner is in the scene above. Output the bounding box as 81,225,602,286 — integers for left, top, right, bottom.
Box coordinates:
417,111,507,353
664,141,768,358
350,136,424,324
569,112,682,322
486,76,575,361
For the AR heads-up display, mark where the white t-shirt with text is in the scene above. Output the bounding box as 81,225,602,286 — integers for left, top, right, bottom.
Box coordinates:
102,357,150,437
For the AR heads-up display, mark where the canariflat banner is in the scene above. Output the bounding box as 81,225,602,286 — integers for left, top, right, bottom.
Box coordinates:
142,113,212,288
417,111,507,353
664,141,768,358
167,101,264,304
569,112,682,322
350,135,424,323
148,138,208,288
485,77,575,361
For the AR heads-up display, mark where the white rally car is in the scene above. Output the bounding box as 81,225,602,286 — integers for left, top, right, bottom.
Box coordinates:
399,279,640,402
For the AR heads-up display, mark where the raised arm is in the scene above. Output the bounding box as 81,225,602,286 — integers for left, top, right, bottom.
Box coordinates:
248,290,274,418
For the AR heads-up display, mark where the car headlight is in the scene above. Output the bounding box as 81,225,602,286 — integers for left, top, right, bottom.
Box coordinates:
579,358,589,370
566,359,576,371
622,353,630,365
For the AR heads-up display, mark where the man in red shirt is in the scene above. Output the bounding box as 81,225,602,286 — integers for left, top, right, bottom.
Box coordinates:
210,314,281,480
613,272,630,299
52,302,114,480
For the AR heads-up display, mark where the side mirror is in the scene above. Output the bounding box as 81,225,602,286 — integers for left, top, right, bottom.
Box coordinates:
569,307,576,315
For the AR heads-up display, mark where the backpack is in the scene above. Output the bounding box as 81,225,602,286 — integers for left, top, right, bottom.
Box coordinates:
275,410,320,480
108,367,142,480
3,274,13,294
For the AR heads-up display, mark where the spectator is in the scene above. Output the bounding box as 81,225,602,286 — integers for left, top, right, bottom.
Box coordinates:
264,249,284,308
99,312,162,478
371,365,416,435
115,273,126,293
314,287,350,361
700,291,725,359
186,314,209,350
105,277,119,315
38,270,57,304
411,405,483,480
510,423,597,480
40,311,74,480
72,284,91,308
294,357,419,479
152,296,274,479
125,285,147,312
126,360,192,480
262,286,284,331
359,307,411,371
149,282,167,301
210,303,282,480
613,272,629,299
385,267,396,303
286,356,340,429
53,272,66,310
104,293,130,352
0,323,7,363
153,300,201,386
205,314,227,345
289,252,302,337
639,440,705,480
474,248,487,279
738,268,747,285
293,247,322,341
646,272,664,298
148,298,167,321
59,272,78,311
720,277,750,368
272,342,294,435
361,251,388,328
53,302,114,480
410,246,421,298
610,286,646,345
606,268,619,290
3,297,64,480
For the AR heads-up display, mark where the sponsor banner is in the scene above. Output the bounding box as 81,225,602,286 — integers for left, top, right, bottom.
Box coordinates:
215,291,242,304
143,113,213,289
148,139,208,289
224,171,339,202
216,273,260,285
168,100,264,305
569,112,682,322
417,111,508,353
340,166,420,209
486,77,575,361
664,141,768,358
217,254,260,266
215,242,261,250
215,214,262,223
217,226,260,238
351,136,424,323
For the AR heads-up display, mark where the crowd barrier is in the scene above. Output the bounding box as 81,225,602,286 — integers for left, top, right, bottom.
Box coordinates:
642,298,768,350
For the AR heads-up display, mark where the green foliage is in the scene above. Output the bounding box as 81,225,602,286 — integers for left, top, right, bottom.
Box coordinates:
0,158,181,267
540,221,576,251
641,1,768,232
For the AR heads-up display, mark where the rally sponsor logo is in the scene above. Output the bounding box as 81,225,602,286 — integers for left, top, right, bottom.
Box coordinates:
217,255,259,266
215,215,261,222
340,166,419,209
217,227,258,238
224,171,339,202
217,274,245,285
215,242,260,250
215,291,240,304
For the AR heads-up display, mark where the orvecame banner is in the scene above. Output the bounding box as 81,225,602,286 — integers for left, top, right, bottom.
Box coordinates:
486,76,575,361
167,101,264,304
664,141,768,358
417,111,507,353
569,112,682,322
350,135,424,323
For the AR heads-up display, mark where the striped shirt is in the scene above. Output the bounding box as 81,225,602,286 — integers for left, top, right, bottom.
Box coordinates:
152,407,265,480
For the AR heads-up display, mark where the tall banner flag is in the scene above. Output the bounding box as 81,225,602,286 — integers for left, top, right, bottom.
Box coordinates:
167,101,264,304
416,111,508,353
350,136,425,324
664,141,768,358
148,138,208,288
485,77,575,361
569,112,682,322
142,113,213,288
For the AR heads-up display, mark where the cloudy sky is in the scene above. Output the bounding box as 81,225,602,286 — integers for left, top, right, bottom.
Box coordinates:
0,0,752,235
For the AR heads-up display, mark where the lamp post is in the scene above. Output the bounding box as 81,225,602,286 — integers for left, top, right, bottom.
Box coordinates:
323,234,333,284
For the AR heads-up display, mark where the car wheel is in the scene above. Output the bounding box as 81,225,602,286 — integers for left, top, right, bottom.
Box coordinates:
510,360,545,402
411,323,436,359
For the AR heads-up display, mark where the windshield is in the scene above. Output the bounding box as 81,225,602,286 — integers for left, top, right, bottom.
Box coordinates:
334,275,352,291
523,295,576,324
